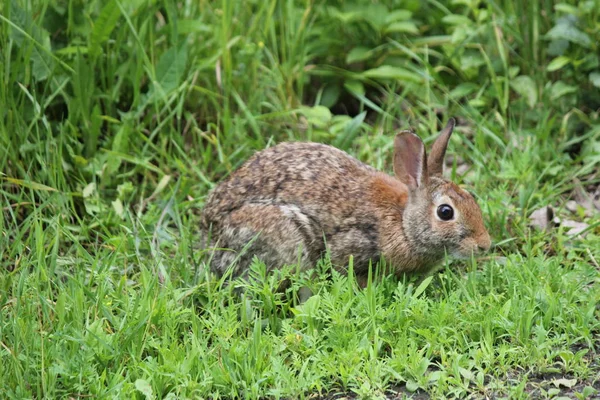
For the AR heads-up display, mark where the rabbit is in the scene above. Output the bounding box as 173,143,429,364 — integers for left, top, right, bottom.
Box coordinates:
200,118,491,286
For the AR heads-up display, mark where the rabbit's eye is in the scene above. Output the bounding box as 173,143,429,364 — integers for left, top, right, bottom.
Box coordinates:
437,204,454,221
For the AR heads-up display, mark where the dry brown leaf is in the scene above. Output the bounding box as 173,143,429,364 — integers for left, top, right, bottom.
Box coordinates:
529,206,554,232
551,378,577,389
562,219,590,238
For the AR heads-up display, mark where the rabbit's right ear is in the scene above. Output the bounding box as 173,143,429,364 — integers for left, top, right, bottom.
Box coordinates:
427,118,455,176
394,131,428,190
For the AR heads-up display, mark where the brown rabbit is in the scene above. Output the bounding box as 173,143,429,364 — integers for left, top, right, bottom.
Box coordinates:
200,118,491,284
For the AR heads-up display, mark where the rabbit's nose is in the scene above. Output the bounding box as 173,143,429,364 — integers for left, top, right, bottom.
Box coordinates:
477,233,491,252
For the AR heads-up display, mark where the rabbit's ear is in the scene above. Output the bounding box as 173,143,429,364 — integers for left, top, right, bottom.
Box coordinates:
394,131,428,190
427,118,455,176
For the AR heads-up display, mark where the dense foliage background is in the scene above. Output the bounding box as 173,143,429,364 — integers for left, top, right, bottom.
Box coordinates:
1,0,599,398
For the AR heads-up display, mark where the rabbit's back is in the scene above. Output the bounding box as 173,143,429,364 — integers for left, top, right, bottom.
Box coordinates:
201,142,383,275
202,142,378,222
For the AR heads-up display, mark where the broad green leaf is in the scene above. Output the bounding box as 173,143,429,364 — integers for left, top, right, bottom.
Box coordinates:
510,75,537,108
117,182,134,198
554,3,579,15
589,71,600,88
362,3,389,30
55,46,89,55
449,82,478,99
320,84,341,108
501,299,512,318
149,175,172,200
547,56,571,71
112,199,125,219
414,276,433,298
545,22,591,48
428,371,443,383
582,387,598,398
154,45,188,96
106,121,132,176
176,20,212,35
83,182,96,198
362,65,422,83
468,98,487,108
580,0,597,13
112,121,132,153
82,203,102,219
344,80,365,96
452,0,478,6
385,10,412,23
547,39,569,56
327,7,361,23
550,81,577,100
385,21,419,34
406,380,420,392
329,115,353,135
9,0,55,81
346,47,374,64
298,105,332,128
442,14,473,26
89,0,122,58
300,294,321,315
547,388,561,397
413,35,452,46
333,111,366,148
459,367,475,381
135,379,154,399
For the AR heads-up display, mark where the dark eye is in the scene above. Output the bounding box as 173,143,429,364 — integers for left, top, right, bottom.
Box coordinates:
437,204,454,221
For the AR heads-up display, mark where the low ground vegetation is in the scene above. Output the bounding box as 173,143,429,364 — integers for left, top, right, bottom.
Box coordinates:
1,0,599,398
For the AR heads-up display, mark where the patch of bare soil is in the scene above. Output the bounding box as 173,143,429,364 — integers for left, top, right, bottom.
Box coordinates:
315,347,600,400
315,385,430,400
315,375,600,400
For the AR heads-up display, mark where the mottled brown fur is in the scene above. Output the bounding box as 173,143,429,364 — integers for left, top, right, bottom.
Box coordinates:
200,118,491,282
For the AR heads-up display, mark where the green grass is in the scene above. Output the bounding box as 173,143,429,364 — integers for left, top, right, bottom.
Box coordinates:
1,0,600,398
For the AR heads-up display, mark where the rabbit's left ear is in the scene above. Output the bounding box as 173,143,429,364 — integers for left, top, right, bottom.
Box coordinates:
394,131,428,190
427,118,455,176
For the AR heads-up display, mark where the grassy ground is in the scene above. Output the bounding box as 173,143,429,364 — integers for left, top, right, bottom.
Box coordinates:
1,0,600,398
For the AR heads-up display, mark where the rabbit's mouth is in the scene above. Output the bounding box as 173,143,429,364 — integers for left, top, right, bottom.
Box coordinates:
453,240,489,259
452,249,475,260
